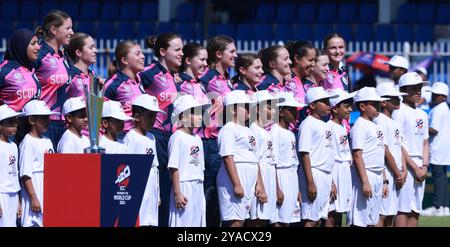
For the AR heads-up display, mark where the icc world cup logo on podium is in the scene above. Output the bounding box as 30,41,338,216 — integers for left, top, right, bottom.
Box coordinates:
84,75,105,153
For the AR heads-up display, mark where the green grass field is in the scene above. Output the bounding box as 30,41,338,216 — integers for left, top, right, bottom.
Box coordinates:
419,173,450,226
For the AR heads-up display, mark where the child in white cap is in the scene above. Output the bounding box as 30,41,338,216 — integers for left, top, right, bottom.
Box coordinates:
386,55,409,85
374,83,408,226
392,72,429,227
348,87,389,227
324,89,357,227
216,90,258,227
99,100,133,154
57,97,89,153
423,82,450,216
123,94,164,227
19,100,59,227
248,90,278,226
0,104,24,227
270,92,305,227
298,87,337,227
168,95,209,227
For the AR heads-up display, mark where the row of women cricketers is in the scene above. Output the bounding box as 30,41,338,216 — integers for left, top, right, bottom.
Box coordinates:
1,9,447,227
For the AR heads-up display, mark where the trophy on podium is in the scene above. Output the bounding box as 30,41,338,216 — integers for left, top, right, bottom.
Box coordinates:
84,75,105,153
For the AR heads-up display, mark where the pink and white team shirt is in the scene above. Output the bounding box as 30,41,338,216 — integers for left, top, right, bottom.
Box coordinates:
198,68,233,139
32,41,70,120
255,73,284,94
104,71,145,132
0,60,41,111
138,61,179,133
67,65,96,98
179,72,209,105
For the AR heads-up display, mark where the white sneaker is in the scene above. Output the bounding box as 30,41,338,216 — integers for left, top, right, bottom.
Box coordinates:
436,206,446,216
422,206,438,216
444,207,450,216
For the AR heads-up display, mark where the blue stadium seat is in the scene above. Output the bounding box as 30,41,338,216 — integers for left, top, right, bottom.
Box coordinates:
158,22,176,34
416,4,435,24
374,24,394,42
274,24,294,41
317,3,337,23
177,22,197,40
235,23,255,42
136,21,157,39
116,22,136,39
96,21,116,39
354,24,374,42
40,0,60,17
358,4,378,24
396,3,416,24
196,3,204,22
20,0,40,20
436,4,450,24
175,2,196,22
79,1,99,20
296,4,315,23
15,20,35,30
120,2,139,21
255,23,273,42
99,2,120,21
396,25,415,42
276,3,296,23
1,0,19,19
140,2,159,21
337,3,356,23
256,3,276,22
334,24,354,41
314,24,333,42
208,23,234,37
76,21,96,37
415,25,434,43
60,1,79,19
294,24,313,41
0,20,14,39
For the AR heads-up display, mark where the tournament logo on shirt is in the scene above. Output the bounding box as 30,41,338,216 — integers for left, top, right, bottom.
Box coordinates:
190,145,200,166
394,129,401,144
416,119,424,129
114,164,132,205
146,147,154,155
377,130,384,146
76,78,84,90
158,74,170,90
8,155,17,176
325,130,333,148
48,57,59,69
339,135,348,146
249,136,256,152
13,72,25,84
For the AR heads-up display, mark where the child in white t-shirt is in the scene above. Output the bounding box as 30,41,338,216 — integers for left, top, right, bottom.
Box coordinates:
57,97,89,153
217,90,258,227
123,94,164,227
423,82,450,216
0,105,24,227
99,100,132,154
392,72,429,227
375,83,407,227
299,87,337,227
168,95,209,227
19,100,59,227
348,87,388,227
270,92,305,227
248,90,277,226
324,89,356,227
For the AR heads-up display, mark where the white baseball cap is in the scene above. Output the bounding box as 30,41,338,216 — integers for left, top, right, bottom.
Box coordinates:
329,89,357,107
354,87,389,102
376,83,407,97
398,72,429,88
102,100,134,121
22,100,60,116
415,66,428,76
276,92,307,108
224,90,254,106
172,94,210,119
429,82,449,96
305,87,338,104
132,94,165,113
251,90,280,104
62,96,86,115
385,55,409,70
0,105,24,122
